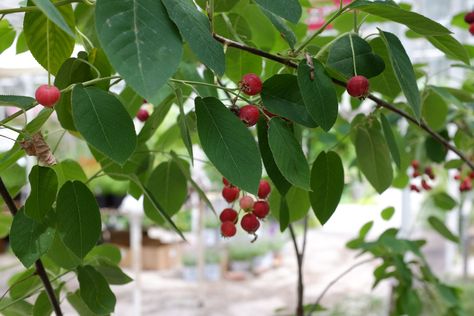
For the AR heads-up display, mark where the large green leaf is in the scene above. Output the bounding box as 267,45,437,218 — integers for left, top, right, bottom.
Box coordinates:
353,117,393,193
8,268,40,300
24,166,58,221
297,59,339,131
85,244,122,266
0,213,13,238
52,159,88,187
428,216,459,243
77,265,116,315
422,90,448,131
10,209,54,268
432,192,457,211
261,74,317,128
0,20,16,54
31,0,75,37
379,30,421,119
254,0,302,23
46,233,81,269
195,97,262,194
23,0,75,74
268,118,310,190
256,118,291,195
270,186,310,223
0,95,36,110
225,48,262,83
67,291,101,316
309,151,344,225
327,34,385,79
350,1,451,36
162,0,224,75
427,35,470,65
380,113,401,168
260,7,296,49
72,85,137,165
95,262,133,285
143,161,188,224
56,181,101,259
369,37,400,100
96,0,182,101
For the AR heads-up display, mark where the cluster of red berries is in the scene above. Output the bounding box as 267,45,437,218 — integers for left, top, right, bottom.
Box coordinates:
409,160,436,193
230,74,263,127
220,178,271,241
35,84,61,108
465,11,474,35
346,75,369,99
453,169,474,192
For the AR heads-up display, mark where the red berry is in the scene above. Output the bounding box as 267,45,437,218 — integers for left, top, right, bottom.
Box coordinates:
240,213,260,233
412,170,421,178
136,108,150,122
222,186,240,203
465,12,474,24
421,180,432,191
461,178,472,192
253,201,270,219
258,180,271,199
240,73,262,96
222,177,231,187
411,160,419,169
35,84,61,108
410,184,420,193
454,174,461,180
239,196,255,210
219,208,238,223
469,24,474,36
239,105,260,127
469,171,474,180
346,75,369,98
221,222,237,237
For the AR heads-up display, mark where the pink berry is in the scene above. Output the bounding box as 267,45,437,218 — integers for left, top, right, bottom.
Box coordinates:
257,180,271,199
239,196,255,210
253,201,270,219
346,75,369,98
222,186,240,203
240,213,260,234
35,85,61,108
221,222,237,237
219,208,238,223
239,105,260,127
240,73,262,96
136,108,150,122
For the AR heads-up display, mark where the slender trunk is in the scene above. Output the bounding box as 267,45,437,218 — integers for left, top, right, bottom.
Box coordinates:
289,219,308,316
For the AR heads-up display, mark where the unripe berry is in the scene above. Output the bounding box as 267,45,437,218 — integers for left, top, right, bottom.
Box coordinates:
240,213,260,233
136,108,150,122
35,84,61,108
258,180,271,199
469,24,474,36
239,196,255,210
465,12,474,24
219,208,238,223
222,186,240,203
253,201,270,219
239,105,260,127
346,75,369,98
240,73,262,96
221,221,237,237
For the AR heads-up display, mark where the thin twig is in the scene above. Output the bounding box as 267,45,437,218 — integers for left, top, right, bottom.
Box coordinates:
289,224,304,316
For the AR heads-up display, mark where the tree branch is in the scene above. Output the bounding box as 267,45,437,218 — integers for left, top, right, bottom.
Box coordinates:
0,178,63,316
289,224,304,316
212,34,474,171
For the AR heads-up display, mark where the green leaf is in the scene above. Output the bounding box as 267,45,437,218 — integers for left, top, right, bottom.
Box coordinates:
309,151,344,225
350,1,451,36
24,166,58,221
279,197,290,232
0,20,16,54
8,268,40,300
268,118,310,190
380,113,401,168
432,192,457,211
137,94,175,143
225,48,262,83
95,262,133,285
72,85,137,165
67,291,101,316
96,0,182,101
353,117,393,193
261,74,317,128
195,97,262,194
0,95,36,110
143,161,188,224
54,57,93,131
175,89,194,164
162,0,224,75
33,291,53,316
425,131,448,163
260,8,296,49
56,181,101,259
422,90,448,131
327,34,385,79
427,35,470,65
256,118,291,195
46,233,81,269
77,265,116,315
23,0,75,75
297,59,339,131
254,0,302,23
31,0,75,38
0,213,13,238
381,206,395,221
270,186,310,223
428,216,459,243
10,209,54,268
85,244,122,266
369,38,401,100
16,31,28,54
52,159,87,187
379,30,421,119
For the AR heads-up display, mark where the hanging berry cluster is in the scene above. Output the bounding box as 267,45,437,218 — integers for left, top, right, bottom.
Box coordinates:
465,11,474,35
219,178,271,242
454,169,474,193
409,160,436,193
